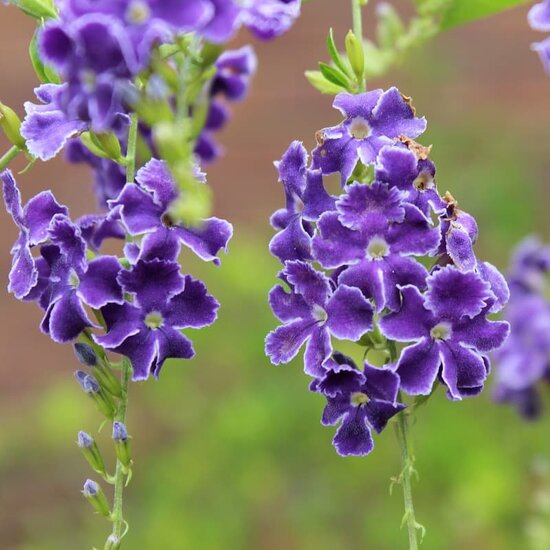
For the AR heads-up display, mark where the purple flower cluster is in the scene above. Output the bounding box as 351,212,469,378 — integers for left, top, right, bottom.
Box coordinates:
2,158,232,381
195,45,258,163
20,0,297,161
266,88,510,456
528,0,550,74
493,237,550,419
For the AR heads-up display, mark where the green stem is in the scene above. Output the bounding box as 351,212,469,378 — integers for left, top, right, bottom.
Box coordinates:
109,358,132,546
351,0,367,92
125,113,139,184
0,145,21,171
396,402,419,550
388,340,421,549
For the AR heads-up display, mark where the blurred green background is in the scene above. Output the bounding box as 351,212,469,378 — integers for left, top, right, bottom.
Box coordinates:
1,1,550,549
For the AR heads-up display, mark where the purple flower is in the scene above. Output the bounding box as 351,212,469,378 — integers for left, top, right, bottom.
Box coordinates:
380,266,509,399
437,196,479,272
20,84,87,161
265,261,374,376
111,158,233,264
244,0,301,40
312,353,406,456
374,144,445,219
37,215,124,343
269,141,335,263
493,237,550,419
1,170,68,299
95,259,219,380
312,182,439,312
312,89,427,186
529,0,550,31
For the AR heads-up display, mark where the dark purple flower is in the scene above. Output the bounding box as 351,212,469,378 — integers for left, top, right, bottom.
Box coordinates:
312,353,406,456
1,170,68,299
37,215,124,343
111,158,232,264
312,88,427,186
265,261,374,376
95,259,219,380
211,45,258,101
380,266,509,399
269,141,335,263
312,182,439,312
244,0,301,40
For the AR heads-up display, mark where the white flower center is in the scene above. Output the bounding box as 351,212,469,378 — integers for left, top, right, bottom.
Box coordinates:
126,0,151,24
351,392,370,406
69,270,80,289
413,170,434,191
367,236,390,260
312,305,328,324
349,117,371,140
430,322,452,341
145,311,164,330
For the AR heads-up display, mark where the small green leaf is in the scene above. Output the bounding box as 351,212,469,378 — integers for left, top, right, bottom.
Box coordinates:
318,62,350,89
304,70,346,95
440,0,530,30
326,28,352,77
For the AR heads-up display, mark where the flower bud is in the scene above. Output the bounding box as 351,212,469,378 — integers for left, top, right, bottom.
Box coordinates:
74,371,116,419
0,101,26,150
74,343,98,367
82,479,111,517
90,132,123,162
104,535,121,550
345,30,365,84
77,431,107,476
112,421,132,471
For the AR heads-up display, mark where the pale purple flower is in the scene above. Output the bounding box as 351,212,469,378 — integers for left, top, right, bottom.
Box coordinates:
312,89,427,186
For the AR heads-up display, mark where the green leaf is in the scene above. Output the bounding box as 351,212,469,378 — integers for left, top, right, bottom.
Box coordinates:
318,62,350,89
304,70,346,95
326,28,352,77
440,0,531,30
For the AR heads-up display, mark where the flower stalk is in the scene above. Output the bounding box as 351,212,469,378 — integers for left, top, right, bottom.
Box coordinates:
0,145,21,171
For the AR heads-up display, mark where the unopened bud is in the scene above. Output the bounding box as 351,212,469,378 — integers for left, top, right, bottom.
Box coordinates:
345,30,365,84
0,101,25,150
90,132,123,162
77,431,106,475
112,421,132,471
74,371,116,419
82,479,110,517
74,343,98,367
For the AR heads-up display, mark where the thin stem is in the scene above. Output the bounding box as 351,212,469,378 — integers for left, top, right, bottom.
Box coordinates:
351,0,364,46
388,341,422,549
125,113,139,184
0,145,21,172
396,402,419,550
351,0,367,92
110,358,132,545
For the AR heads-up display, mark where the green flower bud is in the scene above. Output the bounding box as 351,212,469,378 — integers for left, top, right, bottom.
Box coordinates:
0,102,25,150
104,535,121,550
82,479,111,517
345,30,365,84
77,431,107,476
29,32,60,84
90,132,123,163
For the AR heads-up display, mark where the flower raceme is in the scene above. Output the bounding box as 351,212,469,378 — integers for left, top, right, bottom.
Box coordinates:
265,88,510,456
1,159,231,381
